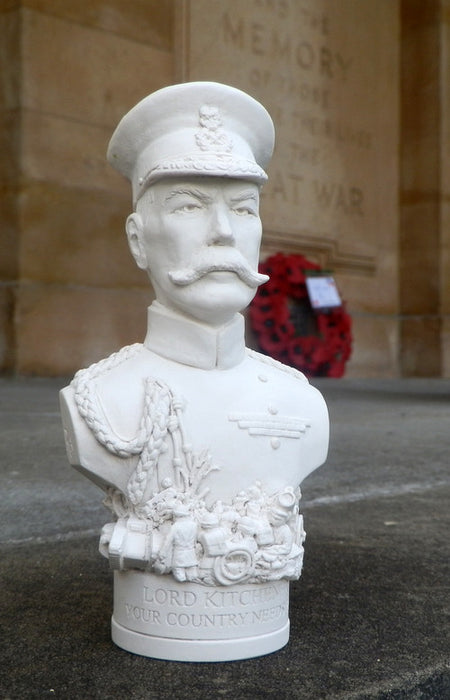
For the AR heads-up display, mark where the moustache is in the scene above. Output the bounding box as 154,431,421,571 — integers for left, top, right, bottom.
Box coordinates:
168,250,269,289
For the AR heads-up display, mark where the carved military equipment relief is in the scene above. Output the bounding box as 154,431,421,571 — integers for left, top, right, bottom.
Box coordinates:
73,347,308,586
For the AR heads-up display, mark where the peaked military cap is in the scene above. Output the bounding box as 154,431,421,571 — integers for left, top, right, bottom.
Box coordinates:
107,81,275,205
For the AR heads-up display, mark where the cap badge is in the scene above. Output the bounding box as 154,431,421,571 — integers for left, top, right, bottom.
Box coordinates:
195,105,233,153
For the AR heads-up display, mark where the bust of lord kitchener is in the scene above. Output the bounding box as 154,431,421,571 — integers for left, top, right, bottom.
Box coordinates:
60,82,329,661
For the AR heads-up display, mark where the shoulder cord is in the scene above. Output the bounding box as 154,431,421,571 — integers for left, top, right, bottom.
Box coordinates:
126,379,173,505
72,344,177,506
72,344,146,457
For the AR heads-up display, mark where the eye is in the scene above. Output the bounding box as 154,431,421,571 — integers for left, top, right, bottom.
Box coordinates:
175,202,203,213
233,205,257,216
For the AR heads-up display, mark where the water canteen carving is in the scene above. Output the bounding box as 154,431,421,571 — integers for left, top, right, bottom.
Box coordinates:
60,82,329,662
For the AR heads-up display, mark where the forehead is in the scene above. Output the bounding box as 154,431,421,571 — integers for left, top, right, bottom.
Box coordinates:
148,176,260,202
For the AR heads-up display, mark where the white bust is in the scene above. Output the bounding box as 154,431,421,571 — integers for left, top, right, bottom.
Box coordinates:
60,82,329,662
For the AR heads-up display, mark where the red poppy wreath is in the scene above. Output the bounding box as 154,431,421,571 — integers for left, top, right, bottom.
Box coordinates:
249,252,352,377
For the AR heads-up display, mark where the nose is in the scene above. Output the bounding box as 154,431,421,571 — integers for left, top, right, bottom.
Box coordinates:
209,203,235,246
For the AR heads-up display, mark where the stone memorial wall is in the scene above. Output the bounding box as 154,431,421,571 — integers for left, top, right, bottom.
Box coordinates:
0,1,174,374
178,0,400,375
1,0,448,377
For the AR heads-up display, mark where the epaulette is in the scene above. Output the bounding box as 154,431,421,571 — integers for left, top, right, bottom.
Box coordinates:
246,348,308,383
71,343,143,390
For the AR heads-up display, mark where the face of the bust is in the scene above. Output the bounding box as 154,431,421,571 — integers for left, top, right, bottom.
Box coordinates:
131,177,265,326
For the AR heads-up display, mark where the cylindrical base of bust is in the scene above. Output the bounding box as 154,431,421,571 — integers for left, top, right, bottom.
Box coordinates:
111,571,290,662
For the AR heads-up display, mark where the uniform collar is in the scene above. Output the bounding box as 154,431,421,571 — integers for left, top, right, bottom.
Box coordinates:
144,302,246,369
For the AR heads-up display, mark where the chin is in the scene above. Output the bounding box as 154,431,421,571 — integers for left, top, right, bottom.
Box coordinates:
177,281,255,326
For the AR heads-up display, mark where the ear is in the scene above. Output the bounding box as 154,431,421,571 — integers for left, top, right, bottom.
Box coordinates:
126,213,148,270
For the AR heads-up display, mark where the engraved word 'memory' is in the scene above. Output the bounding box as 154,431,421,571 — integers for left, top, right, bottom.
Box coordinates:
223,14,352,82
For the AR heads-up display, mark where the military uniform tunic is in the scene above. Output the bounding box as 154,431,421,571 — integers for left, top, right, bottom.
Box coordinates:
60,302,329,510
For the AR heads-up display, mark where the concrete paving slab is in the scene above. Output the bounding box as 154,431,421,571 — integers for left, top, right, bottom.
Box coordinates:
1,377,449,699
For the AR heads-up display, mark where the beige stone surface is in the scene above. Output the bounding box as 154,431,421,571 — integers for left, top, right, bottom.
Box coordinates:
441,3,450,376
0,284,15,371
0,2,176,374
441,173,450,319
0,10,21,371
19,183,143,288
15,0,174,49
441,5,450,321
328,256,398,317
181,0,399,280
0,9,21,111
442,317,450,377
21,110,128,197
21,8,173,128
0,110,21,184
400,200,440,315
2,0,449,378
346,315,399,378
15,283,153,375
399,1,447,375
401,3,440,194
181,0,400,376
0,186,20,281
400,316,442,377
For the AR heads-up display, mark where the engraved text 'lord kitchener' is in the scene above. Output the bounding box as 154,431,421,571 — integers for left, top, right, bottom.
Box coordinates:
142,584,282,608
